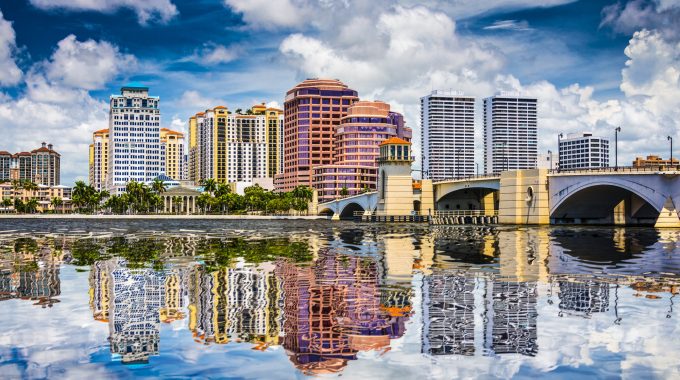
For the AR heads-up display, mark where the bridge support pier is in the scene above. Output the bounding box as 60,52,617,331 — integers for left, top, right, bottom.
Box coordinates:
498,169,550,225
655,197,680,228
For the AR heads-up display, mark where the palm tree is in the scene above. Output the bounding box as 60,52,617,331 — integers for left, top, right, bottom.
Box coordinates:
201,178,218,196
151,178,167,195
50,197,63,214
1,198,12,213
25,198,39,214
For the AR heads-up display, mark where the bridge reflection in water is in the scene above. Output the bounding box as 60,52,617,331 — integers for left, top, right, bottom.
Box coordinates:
0,224,679,377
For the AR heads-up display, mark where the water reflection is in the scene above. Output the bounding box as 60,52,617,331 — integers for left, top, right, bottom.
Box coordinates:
0,222,679,378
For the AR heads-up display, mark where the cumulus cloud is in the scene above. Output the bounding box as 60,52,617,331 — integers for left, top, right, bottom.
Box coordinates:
29,0,178,25
601,0,680,40
224,0,576,30
279,4,680,168
0,34,136,183
0,11,23,87
223,0,313,29
44,35,136,90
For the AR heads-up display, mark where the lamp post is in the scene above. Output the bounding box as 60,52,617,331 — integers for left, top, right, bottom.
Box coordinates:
615,126,621,170
669,136,674,167
557,133,563,171
475,162,479,177
548,150,553,171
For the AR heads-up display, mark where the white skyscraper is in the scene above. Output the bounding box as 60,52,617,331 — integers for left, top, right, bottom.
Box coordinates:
107,84,161,194
421,91,475,181
558,132,610,170
483,94,538,174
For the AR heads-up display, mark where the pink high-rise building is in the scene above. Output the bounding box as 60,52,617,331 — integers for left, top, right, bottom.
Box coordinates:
313,101,412,202
275,79,359,192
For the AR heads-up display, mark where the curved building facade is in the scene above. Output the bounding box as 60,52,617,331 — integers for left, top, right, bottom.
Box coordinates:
313,101,412,202
276,79,359,192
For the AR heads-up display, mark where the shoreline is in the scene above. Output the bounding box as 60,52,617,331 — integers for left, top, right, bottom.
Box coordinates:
0,214,327,220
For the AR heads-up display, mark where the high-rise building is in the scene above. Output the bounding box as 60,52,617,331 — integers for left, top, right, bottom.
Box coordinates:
188,104,283,185
312,101,412,202
160,128,185,182
89,127,184,191
483,94,538,174
421,91,475,181
276,79,359,192
558,132,609,170
0,143,60,185
89,129,109,191
30,142,60,186
107,83,162,194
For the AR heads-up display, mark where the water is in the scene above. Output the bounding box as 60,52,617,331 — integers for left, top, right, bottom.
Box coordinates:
0,219,679,379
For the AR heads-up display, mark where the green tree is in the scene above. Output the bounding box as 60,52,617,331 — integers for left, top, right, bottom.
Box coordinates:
1,198,12,213
24,198,39,214
340,186,349,197
50,197,63,214
151,178,167,195
13,198,25,213
201,178,218,196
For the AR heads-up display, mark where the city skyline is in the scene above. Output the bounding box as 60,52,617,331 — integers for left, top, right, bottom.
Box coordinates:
0,0,677,184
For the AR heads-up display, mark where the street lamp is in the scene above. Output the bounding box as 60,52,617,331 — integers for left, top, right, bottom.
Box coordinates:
475,162,479,177
669,136,674,167
547,150,553,171
557,133,563,171
615,126,621,171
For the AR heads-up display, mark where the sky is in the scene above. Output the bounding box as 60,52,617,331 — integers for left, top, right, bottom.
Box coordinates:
0,0,679,184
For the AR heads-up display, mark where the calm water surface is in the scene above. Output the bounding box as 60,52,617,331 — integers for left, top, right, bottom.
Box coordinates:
0,219,679,379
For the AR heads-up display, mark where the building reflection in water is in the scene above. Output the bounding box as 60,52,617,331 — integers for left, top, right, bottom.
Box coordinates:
2,226,677,375
275,249,410,375
187,259,282,348
422,272,538,357
0,237,61,307
557,280,610,317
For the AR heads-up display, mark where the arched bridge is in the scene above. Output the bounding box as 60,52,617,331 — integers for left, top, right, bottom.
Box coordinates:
318,192,379,220
549,171,680,226
317,168,680,226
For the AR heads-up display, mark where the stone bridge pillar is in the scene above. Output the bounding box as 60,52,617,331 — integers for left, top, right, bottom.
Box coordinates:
499,169,550,225
420,180,434,215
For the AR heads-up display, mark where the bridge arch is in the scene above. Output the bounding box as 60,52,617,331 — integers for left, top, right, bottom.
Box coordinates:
550,182,661,225
318,207,335,217
339,202,365,219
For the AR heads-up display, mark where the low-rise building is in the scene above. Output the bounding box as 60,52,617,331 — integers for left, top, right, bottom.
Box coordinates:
0,183,72,213
558,132,609,170
633,155,679,168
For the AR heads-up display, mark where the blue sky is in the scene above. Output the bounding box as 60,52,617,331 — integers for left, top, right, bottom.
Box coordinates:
0,0,678,184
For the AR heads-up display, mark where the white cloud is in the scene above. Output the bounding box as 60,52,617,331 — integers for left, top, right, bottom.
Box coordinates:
185,43,240,66
223,0,575,30
484,19,533,31
44,34,136,91
175,90,227,111
278,4,680,168
0,34,137,184
601,0,680,41
223,0,312,29
0,11,22,87
29,0,178,25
